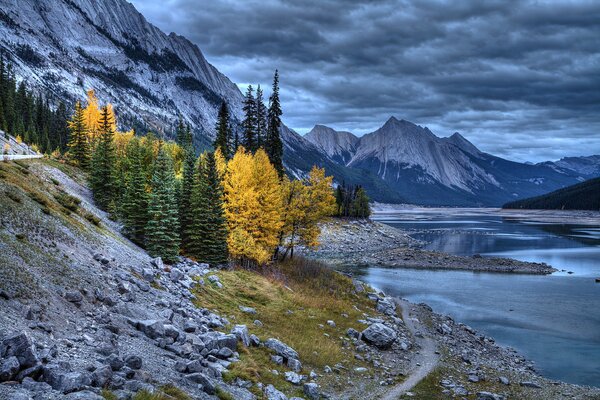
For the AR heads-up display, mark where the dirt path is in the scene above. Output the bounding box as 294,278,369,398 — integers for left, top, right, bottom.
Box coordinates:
381,299,439,399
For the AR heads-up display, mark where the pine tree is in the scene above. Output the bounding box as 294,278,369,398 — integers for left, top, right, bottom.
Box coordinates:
68,101,90,169
351,186,371,218
122,139,149,245
179,135,196,250
255,85,267,149
145,145,180,263
242,85,257,152
266,70,284,177
213,102,231,158
89,106,117,209
187,152,228,265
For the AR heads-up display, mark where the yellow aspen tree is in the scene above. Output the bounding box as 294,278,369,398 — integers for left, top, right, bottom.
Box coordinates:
83,89,101,144
214,147,227,179
251,149,284,256
280,166,335,258
223,148,283,265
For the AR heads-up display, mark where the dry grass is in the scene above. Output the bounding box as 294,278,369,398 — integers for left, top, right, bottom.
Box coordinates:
193,257,377,396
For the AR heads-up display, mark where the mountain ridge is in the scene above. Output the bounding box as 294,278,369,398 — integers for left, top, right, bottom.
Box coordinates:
303,118,599,206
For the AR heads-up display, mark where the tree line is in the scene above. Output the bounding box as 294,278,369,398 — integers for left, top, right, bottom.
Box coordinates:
65,72,336,266
334,182,371,218
213,70,284,177
0,55,69,153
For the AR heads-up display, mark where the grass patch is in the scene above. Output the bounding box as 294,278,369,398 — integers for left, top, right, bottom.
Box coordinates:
129,385,192,400
51,178,60,186
54,190,81,214
84,211,101,226
193,257,377,396
5,190,21,203
215,386,235,400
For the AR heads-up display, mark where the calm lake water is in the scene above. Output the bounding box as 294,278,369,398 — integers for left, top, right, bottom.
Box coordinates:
357,209,600,387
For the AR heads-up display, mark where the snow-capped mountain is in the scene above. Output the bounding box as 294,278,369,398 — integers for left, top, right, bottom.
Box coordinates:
0,0,244,146
305,117,594,206
304,125,359,164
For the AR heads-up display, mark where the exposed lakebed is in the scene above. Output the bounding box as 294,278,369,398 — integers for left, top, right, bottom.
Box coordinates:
357,208,600,387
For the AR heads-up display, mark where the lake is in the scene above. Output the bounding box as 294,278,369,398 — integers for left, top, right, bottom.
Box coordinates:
357,208,600,387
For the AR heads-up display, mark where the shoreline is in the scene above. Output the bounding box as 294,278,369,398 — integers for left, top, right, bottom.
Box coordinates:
307,219,557,275
310,218,600,398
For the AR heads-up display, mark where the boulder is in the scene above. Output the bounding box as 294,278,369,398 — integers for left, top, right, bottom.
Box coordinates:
264,384,288,400
239,306,257,314
185,372,215,394
477,392,505,400
265,338,299,360
105,354,124,371
2,332,39,369
0,356,20,381
520,381,542,389
151,257,164,269
170,268,184,282
376,297,396,316
65,291,83,303
284,371,304,385
346,328,360,339
303,382,320,400
91,365,112,387
125,355,142,370
43,366,92,394
271,355,284,365
217,347,234,359
287,358,302,372
361,323,397,349
64,391,104,400
231,325,251,347
137,320,165,339
249,334,261,347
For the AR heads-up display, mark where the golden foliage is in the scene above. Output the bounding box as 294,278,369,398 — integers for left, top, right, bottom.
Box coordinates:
223,148,283,264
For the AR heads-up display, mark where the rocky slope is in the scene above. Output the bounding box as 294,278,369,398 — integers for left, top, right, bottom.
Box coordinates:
304,117,594,206
0,0,244,146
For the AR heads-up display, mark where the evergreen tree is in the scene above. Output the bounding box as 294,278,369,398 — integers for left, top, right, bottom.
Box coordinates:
213,102,231,158
265,70,284,177
122,139,149,245
90,106,117,209
175,118,186,146
242,85,257,152
145,145,180,263
68,101,90,169
187,152,228,265
255,85,267,148
351,186,371,218
179,134,196,250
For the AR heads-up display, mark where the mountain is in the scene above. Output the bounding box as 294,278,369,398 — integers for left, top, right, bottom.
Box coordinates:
0,0,244,147
538,155,600,179
304,125,359,164
503,177,600,211
305,117,592,206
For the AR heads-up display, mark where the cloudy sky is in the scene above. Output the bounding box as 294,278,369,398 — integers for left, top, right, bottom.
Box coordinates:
130,0,600,162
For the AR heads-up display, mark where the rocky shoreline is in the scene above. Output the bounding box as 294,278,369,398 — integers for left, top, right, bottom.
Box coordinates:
306,219,556,274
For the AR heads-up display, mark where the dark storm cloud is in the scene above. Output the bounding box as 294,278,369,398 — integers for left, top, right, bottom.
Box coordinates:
130,0,600,162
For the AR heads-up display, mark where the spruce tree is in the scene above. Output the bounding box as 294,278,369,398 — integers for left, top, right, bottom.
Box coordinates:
145,145,180,263
90,106,117,209
213,101,231,158
179,136,196,250
242,85,257,152
187,152,228,265
123,140,149,245
255,85,267,149
68,101,90,169
266,70,284,177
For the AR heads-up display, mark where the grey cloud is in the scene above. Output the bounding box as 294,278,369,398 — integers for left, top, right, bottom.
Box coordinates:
130,0,600,162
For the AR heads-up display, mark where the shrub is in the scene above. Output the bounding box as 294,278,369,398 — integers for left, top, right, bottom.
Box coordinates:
6,191,22,203
84,212,101,226
28,191,49,207
54,191,81,213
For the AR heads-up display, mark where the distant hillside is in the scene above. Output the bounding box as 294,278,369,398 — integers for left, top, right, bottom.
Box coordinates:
503,177,600,211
